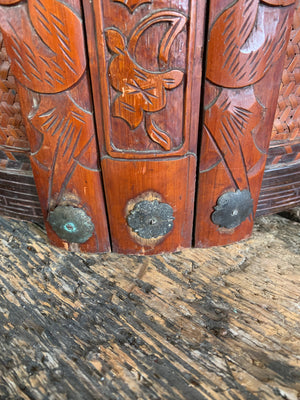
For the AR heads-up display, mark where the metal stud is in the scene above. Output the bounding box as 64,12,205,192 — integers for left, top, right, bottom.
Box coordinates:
48,206,94,243
211,189,253,229
127,200,174,239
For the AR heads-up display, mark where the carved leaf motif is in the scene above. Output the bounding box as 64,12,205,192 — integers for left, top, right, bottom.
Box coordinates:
0,0,85,93
145,116,171,151
113,0,151,12
162,71,184,89
105,29,126,53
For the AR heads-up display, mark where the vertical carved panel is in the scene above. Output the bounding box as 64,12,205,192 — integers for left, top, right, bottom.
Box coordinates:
0,0,110,252
84,0,206,253
194,0,295,247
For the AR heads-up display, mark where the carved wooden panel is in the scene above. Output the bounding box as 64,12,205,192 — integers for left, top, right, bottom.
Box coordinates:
0,0,110,252
84,0,206,253
194,0,295,248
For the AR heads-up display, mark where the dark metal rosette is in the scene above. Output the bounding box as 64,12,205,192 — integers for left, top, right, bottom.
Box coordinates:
48,206,94,243
211,189,253,229
127,200,174,239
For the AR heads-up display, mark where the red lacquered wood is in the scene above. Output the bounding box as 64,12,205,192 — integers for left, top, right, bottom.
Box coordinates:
0,0,110,252
102,156,196,254
194,0,295,248
83,0,206,253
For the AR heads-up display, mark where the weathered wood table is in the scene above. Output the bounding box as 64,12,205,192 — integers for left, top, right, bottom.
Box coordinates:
0,211,299,399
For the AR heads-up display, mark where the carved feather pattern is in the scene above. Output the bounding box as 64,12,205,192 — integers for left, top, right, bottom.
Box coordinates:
204,0,294,187
0,0,110,250
207,1,291,88
0,0,85,93
0,0,92,207
203,87,264,191
29,92,96,204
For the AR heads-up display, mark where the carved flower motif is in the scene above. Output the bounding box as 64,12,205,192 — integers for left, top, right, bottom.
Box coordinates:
127,200,174,239
106,28,184,150
105,11,186,150
211,190,253,229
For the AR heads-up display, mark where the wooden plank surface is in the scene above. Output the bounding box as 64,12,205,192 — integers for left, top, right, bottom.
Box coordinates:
0,212,299,399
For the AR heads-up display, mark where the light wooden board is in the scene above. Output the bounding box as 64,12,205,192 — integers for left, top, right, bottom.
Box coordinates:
0,212,299,399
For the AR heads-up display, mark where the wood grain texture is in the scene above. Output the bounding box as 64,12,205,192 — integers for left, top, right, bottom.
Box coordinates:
256,162,300,216
0,0,110,252
83,0,206,253
0,165,43,224
102,156,196,254
0,212,299,399
194,0,295,248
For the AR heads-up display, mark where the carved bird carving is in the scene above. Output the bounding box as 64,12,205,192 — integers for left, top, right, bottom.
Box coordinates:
0,0,92,208
0,0,86,93
203,0,294,199
207,0,293,88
